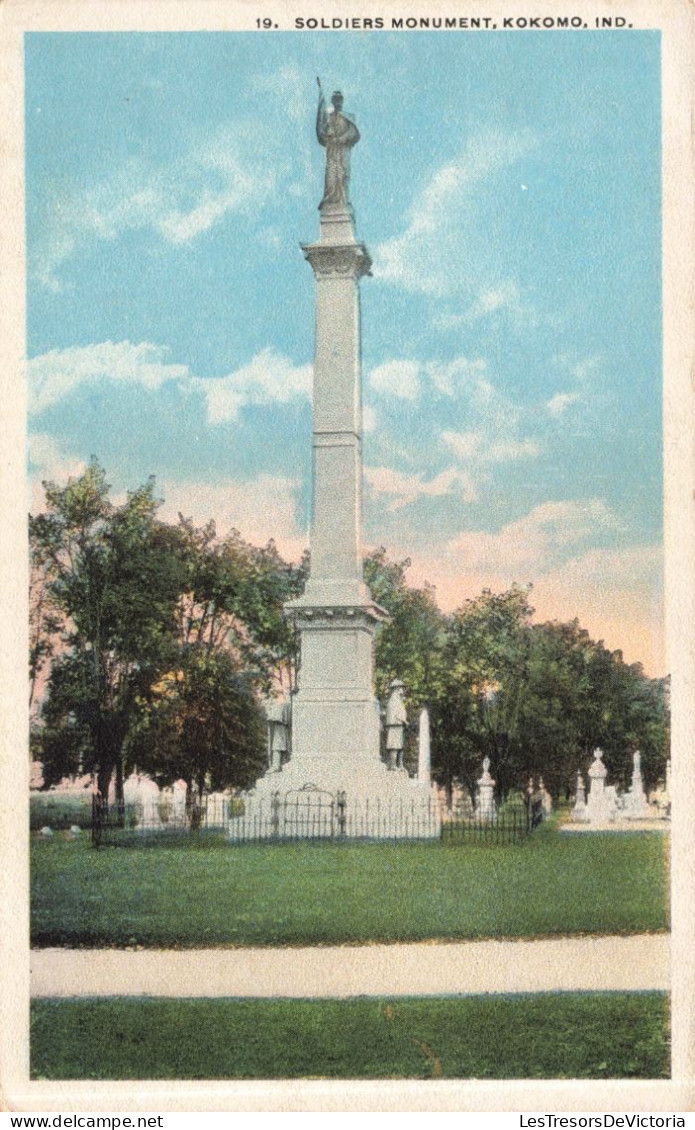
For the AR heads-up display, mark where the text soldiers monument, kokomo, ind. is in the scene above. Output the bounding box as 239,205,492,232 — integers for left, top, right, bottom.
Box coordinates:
229,83,434,838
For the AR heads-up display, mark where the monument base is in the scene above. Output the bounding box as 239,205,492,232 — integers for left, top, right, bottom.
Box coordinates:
229,754,437,840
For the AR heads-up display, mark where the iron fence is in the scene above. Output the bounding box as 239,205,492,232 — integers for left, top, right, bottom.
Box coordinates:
91,789,544,847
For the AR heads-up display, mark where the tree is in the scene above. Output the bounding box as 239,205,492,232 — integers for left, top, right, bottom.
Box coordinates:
129,645,267,797
30,461,183,796
431,586,534,799
172,517,307,694
30,464,669,804
364,548,446,700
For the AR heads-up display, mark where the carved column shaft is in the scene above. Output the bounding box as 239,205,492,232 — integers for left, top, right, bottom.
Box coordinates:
299,238,373,607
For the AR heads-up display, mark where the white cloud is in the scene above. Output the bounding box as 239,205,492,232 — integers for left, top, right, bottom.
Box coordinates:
531,544,664,673
373,129,536,299
27,340,311,423
33,126,278,289
543,355,606,424
429,358,489,397
28,341,190,416
368,356,488,401
198,349,312,424
546,392,580,417
446,499,623,575
441,430,483,460
367,353,543,498
486,438,541,462
442,428,541,465
368,360,420,401
365,465,476,510
553,354,602,384
29,433,86,482
253,64,310,125
158,475,306,564
388,499,623,603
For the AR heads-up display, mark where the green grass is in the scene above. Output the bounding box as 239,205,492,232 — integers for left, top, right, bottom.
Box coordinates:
31,824,669,947
30,993,670,1079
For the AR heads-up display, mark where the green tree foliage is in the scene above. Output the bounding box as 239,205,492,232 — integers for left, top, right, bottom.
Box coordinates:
364,547,446,703
129,646,267,797
430,586,669,800
30,463,304,797
30,469,669,804
30,461,183,796
171,517,307,693
430,586,534,799
364,548,447,771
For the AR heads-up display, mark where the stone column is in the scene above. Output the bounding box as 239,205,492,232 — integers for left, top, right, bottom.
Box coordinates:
624,749,649,819
284,205,386,786
418,708,431,786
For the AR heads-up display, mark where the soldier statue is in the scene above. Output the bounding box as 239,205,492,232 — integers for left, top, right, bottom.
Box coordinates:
266,698,291,773
316,79,360,212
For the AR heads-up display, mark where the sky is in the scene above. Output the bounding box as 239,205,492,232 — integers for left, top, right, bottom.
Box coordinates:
25,30,664,672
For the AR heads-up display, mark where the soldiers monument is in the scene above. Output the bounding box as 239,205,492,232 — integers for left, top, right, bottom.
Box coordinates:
230,83,433,838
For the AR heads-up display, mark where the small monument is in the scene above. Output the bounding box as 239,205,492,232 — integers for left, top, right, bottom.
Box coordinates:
584,748,617,824
171,779,188,826
475,756,497,822
622,750,650,820
571,771,588,822
538,776,553,815
206,791,230,828
650,758,671,817
418,708,431,786
446,780,474,821
124,772,162,830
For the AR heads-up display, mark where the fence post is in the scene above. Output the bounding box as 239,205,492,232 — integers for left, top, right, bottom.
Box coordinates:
336,790,347,838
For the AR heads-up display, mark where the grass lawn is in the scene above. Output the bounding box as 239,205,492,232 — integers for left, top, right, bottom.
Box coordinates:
31,824,668,947
30,993,669,1079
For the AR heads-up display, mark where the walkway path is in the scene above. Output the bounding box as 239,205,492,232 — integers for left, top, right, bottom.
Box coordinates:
31,934,669,999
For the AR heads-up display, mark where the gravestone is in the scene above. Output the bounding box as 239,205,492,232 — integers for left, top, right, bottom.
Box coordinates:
475,756,497,822
171,779,188,826
206,791,229,828
571,771,588,822
584,749,617,824
124,773,163,830
538,776,553,815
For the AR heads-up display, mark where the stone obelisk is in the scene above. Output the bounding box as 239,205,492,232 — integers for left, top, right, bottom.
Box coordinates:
284,84,385,789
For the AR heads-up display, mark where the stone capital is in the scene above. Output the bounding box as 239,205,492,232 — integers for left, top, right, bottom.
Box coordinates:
286,602,387,631
301,241,372,280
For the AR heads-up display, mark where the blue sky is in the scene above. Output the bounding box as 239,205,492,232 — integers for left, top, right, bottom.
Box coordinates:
25,30,664,670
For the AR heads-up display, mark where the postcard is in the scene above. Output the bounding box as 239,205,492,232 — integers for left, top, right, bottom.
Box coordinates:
1,0,693,1114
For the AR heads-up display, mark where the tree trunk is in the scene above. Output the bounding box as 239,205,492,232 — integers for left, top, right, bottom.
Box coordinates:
115,755,124,805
